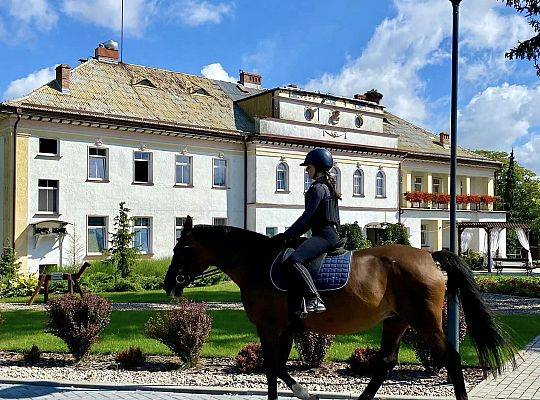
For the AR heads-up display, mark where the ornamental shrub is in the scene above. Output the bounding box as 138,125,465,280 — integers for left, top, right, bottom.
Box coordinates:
115,346,146,370
0,241,21,280
0,275,38,298
338,222,371,251
402,299,467,373
106,202,139,278
476,276,540,298
23,345,41,362
46,294,112,361
235,342,264,373
293,331,334,368
380,223,410,246
462,251,485,271
145,301,212,368
348,347,379,376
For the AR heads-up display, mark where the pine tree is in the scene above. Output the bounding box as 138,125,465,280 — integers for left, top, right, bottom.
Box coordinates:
504,149,517,215
0,240,21,279
107,202,139,278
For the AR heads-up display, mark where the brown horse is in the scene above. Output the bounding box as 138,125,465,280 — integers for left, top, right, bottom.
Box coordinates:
163,217,515,400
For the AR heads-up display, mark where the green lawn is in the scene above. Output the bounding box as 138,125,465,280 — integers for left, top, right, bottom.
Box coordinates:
0,310,537,366
0,282,241,304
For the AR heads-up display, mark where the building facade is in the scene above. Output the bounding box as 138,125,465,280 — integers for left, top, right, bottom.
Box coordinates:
0,44,505,275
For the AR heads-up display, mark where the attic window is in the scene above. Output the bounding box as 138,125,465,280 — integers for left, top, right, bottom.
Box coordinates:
135,79,157,88
236,84,250,93
191,87,210,96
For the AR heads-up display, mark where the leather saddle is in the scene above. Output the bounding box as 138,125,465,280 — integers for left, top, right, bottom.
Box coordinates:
270,239,353,292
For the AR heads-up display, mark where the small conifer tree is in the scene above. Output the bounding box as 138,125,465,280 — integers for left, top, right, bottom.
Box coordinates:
107,202,139,278
0,240,21,279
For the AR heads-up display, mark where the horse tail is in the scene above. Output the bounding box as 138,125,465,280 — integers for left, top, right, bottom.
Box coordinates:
431,250,516,375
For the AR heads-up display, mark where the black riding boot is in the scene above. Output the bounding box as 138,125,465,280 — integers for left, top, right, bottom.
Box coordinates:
287,261,326,319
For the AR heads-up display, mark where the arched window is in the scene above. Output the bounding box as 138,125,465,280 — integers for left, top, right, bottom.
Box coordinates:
329,166,341,193
376,170,386,198
353,169,364,196
304,170,312,192
276,162,289,191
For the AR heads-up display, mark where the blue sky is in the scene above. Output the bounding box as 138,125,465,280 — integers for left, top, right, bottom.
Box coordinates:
1,0,539,173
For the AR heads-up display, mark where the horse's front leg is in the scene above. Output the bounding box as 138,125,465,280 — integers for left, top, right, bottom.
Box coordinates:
276,330,319,400
258,326,280,400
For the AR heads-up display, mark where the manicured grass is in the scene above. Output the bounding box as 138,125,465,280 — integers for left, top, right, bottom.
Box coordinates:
0,282,241,304
0,310,537,365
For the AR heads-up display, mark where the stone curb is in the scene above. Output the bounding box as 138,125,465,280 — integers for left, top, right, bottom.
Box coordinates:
0,378,456,400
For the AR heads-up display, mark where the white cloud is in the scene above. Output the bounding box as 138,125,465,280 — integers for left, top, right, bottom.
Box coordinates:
170,0,234,27
62,0,157,37
459,83,540,172
8,0,58,31
304,0,533,124
201,63,236,82
2,66,57,101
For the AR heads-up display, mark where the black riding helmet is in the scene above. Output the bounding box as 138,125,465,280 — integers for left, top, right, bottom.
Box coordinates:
300,148,333,172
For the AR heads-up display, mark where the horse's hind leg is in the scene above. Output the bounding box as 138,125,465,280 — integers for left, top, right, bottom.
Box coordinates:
258,327,280,400
358,316,408,400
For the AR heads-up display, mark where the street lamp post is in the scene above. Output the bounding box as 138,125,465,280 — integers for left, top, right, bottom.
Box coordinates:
448,0,462,353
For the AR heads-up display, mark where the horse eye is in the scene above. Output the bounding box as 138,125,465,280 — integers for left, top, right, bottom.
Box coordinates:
183,245,194,249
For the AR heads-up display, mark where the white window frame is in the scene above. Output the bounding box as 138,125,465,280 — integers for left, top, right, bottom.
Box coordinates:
133,217,152,254
175,217,187,242
37,179,59,214
88,147,109,181
212,158,228,188
432,177,441,194
304,170,312,192
133,151,153,184
376,171,386,198
213,217,227,226
276,162,289,192
87,216,108,255
38,138,59,157
414,176,423,192
353,169,364,197
175,155,193,186
421,224,428,247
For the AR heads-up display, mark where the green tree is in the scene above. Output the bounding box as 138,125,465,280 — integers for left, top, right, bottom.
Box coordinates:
337,222,371,250
500,0,540,76
107,202,139,278
380,223,410,246
0,240,21,279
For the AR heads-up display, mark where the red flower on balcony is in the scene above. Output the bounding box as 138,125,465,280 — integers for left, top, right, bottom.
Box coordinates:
435,194,451,204
405,192,424,203
480,195,495,204
456,195,467,204
467,195,481,204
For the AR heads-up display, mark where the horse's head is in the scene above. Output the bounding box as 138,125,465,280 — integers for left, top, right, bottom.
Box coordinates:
163,215,210,297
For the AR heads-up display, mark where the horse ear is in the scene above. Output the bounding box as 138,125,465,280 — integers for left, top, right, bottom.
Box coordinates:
183,215,193,234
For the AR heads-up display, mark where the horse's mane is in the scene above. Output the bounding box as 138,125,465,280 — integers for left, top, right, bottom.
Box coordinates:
192,225,271,252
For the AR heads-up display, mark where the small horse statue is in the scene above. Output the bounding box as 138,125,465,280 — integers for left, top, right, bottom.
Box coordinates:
163,216,515,400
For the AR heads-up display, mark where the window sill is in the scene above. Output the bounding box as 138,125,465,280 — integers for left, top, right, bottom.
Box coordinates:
275,190,290,194
86,179,110,183
132,182,154,186
375,196,387,199
36,154,61,160
212,186,229,190
353,194,365,198
85,254,107,260
34,213,61,218
174,184,194,188
138,253,155,258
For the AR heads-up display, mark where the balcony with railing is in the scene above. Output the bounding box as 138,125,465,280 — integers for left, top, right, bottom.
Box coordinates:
403,192,499,211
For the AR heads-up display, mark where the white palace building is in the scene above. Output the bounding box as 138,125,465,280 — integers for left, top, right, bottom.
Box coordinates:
0,43,506,275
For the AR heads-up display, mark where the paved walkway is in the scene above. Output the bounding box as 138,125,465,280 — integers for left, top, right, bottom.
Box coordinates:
469,335,540,400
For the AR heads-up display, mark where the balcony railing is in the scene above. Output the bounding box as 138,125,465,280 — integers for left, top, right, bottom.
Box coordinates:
403,192,498,211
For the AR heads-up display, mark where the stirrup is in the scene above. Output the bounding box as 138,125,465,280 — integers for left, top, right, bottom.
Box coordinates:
306,297,326,314
294,298,308,319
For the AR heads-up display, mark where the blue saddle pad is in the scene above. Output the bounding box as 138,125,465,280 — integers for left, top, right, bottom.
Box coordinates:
270,248,353,292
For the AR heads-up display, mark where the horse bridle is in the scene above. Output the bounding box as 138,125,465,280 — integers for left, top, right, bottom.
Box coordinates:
173,243,224,293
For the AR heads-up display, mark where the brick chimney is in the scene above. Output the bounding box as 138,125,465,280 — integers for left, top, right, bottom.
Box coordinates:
439,132,450,147
239,71,262,89
55,64,71,93
364,89,383,104
353,93,366,101
95,44,119,63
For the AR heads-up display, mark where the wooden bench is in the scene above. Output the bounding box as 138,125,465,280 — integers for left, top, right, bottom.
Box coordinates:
27,262,91,305
492,257,537,275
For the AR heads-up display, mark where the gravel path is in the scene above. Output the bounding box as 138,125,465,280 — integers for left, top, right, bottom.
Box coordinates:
1,293,538,314
0,352,484,397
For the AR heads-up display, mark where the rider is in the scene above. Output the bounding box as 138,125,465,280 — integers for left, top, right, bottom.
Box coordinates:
271,148,341,318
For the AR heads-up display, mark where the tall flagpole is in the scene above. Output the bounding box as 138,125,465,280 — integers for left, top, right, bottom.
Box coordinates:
120,0,124,63
448,0,462,353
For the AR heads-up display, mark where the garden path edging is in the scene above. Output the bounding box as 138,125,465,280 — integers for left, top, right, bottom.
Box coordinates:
0,377,455,400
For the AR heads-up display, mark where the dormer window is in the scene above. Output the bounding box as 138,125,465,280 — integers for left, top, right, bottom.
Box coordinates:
191,87,210,96
134,78,157,88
